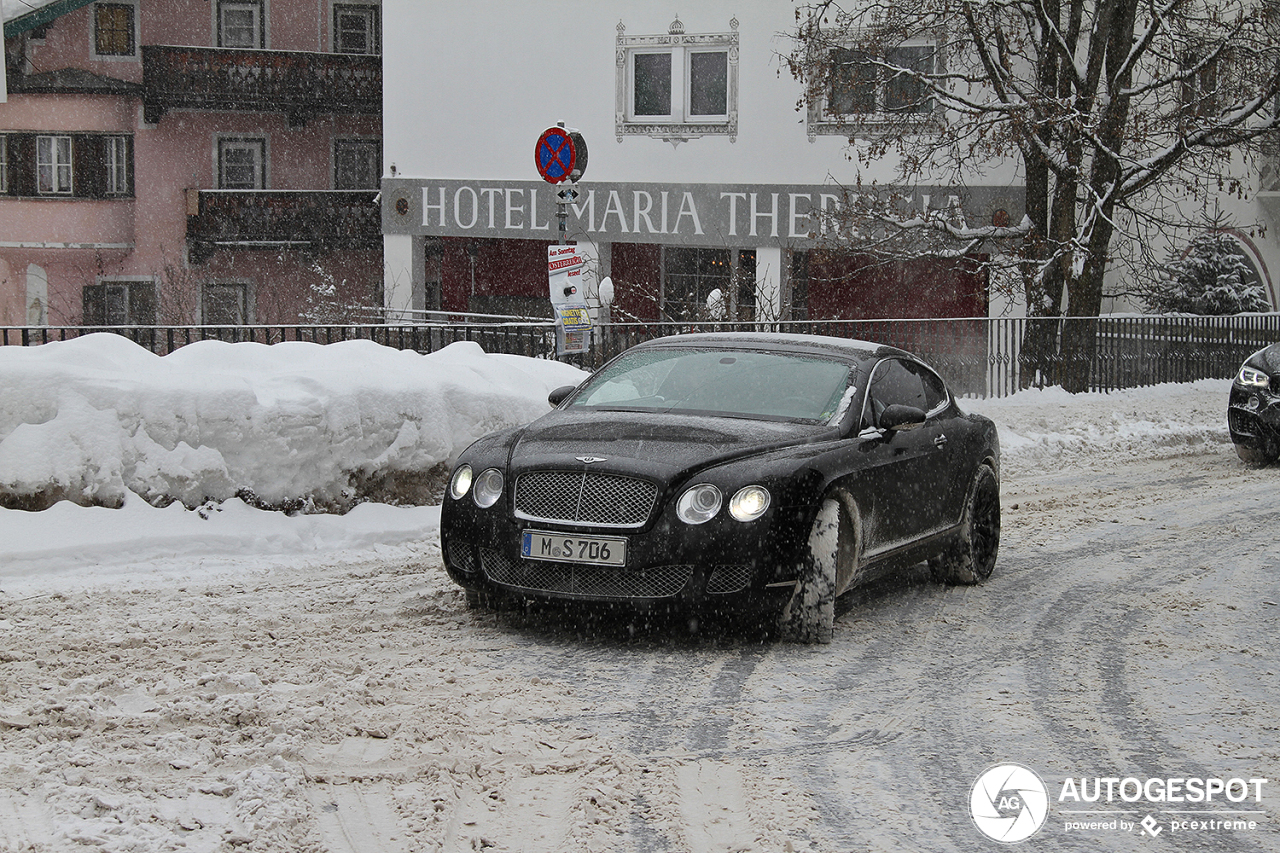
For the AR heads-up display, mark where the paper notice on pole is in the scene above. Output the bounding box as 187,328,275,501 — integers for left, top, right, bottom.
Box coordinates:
548,245,591,355
548,245,585,307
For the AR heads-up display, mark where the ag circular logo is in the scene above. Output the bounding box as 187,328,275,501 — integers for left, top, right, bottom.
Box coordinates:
970,763,1050,843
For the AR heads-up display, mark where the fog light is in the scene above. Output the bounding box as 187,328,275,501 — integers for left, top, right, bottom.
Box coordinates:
1248,395,1262,411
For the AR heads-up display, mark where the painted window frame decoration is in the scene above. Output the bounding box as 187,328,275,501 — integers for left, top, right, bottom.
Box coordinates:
615,16,739,145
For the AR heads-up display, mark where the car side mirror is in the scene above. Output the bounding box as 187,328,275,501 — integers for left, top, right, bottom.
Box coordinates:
548,384,577,407
879,403,927,431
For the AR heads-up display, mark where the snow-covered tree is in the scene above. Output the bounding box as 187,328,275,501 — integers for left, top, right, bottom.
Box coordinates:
1142,231,1271,314
301,261,354,324
789,0,1280,389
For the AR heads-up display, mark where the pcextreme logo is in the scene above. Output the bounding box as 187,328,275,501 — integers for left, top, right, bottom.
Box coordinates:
970,764,1050,843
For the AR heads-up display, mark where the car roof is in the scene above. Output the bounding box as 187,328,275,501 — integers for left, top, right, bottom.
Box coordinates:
630,331,912,363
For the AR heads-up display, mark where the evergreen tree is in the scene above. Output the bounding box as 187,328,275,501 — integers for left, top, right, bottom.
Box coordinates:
1143,233,1270,315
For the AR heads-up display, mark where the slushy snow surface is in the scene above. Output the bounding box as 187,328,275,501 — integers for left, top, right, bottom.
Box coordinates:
0,334,1246,853
0,332,1235,591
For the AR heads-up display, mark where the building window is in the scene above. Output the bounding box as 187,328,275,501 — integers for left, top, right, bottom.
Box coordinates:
662,247,732,321
218,137,266,189
36,135,73,195
218,0,263,48
93,2,136,57
1179,48,1220,125
1,134,133,198
809,41,938,137
83,278,158,326
105,136,130,195
333,3,379,55
616,16,739,143
203,282,250,324
333,138,380,189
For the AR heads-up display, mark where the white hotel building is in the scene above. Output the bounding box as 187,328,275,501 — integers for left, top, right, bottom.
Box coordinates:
378,2,1277,324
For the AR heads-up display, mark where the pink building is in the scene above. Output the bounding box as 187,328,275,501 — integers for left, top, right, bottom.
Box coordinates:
1,0,382,327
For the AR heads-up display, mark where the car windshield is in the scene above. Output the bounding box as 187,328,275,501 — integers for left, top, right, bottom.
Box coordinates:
570,347,857,423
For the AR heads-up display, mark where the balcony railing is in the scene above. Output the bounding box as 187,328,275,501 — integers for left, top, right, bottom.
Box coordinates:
186,189,381,263
142,45,380,125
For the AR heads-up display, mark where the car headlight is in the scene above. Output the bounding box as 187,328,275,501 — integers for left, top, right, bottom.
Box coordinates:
449,464,473,500
1237,364,1271,388
472,468,505,508
728,486,771,522
676,483,722,524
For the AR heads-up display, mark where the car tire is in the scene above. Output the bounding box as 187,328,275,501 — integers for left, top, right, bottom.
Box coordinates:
778,497,842,644
929,464,1000,585
1234,441,1276,467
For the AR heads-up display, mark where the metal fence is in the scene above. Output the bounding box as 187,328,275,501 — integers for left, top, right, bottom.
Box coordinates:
4,314,1278,398
0,322,557,359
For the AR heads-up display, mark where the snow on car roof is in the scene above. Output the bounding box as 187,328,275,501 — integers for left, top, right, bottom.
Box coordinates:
634,331,909,361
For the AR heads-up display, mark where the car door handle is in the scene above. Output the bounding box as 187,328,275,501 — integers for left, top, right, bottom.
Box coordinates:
933,434,948,448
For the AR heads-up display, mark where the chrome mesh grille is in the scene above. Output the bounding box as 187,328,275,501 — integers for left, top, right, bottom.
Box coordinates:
445,539,477,574
480,548,692,598
514,471,658,528
705,564,752,594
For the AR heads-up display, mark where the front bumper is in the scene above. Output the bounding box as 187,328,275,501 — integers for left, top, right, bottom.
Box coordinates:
440,499,812,616
1228,383,1280,452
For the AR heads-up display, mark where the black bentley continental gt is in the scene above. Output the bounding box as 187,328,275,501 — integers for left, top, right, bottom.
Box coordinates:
440,333,1001,643
1229,342,1280,465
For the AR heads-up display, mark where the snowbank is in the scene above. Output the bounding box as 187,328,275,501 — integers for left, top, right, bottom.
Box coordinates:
965,378,1232,470
0,334,587,512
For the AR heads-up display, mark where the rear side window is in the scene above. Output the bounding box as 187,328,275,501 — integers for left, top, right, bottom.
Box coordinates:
863,358,950,427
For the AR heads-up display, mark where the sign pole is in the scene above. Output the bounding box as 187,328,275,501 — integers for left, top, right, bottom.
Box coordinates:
535,122,590,359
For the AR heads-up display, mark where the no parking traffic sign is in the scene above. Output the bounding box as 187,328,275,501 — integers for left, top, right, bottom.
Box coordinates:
534,126,588,184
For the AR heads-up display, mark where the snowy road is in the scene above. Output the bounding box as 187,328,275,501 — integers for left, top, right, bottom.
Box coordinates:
1,444,1277,852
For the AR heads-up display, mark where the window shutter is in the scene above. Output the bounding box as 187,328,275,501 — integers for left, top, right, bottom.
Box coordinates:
73,135,104,198
83,285,106,325
129,280,158,324
9,134,36,197
123,136,135,197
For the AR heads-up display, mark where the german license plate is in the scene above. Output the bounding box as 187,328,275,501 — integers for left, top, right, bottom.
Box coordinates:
521,530,627,566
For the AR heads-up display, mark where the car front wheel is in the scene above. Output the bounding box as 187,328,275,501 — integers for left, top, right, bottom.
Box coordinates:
778,497,842,644
930,464,1000,585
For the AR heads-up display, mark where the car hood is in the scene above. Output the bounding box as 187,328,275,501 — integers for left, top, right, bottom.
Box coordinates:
507,408,838,482
1248,343,1280,375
